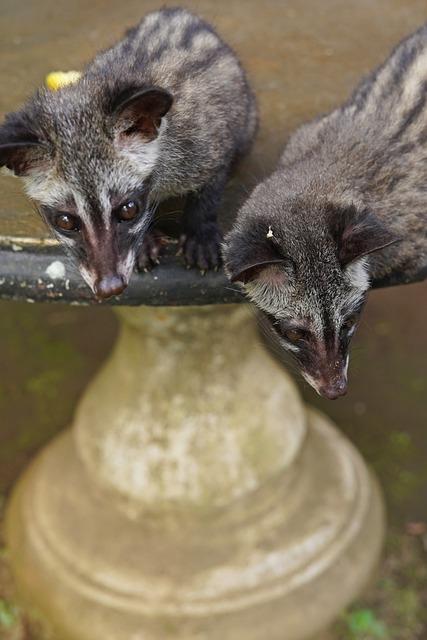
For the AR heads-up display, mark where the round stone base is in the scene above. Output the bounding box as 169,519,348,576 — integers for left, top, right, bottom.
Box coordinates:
6,408,384,640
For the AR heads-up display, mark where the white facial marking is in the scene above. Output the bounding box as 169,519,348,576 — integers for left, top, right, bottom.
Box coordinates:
346,257,370,291
115,119,165,183
72,190,97,242
301,371,321,395
79,266,97,292
22,170,101,246
245,268,291,318
129,215,150,236
23,171,70,208
347,324,357,338
246,281,289,317
119,249,136,282
338,257,370,322
344,354,350,377
99,186,112,230
58,234,77,249
266,225,274,239
278,336,300,353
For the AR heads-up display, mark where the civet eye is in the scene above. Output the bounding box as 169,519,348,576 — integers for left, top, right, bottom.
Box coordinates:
54,213,81,232
343,314,358,331
117,200,139,221
284,328,307,344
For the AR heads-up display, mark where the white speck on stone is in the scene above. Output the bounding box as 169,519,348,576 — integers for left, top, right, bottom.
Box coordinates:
266,226,274,239
11,243,23,252
45,260,66,280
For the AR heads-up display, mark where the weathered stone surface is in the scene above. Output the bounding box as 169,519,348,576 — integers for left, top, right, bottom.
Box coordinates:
6,306,384,639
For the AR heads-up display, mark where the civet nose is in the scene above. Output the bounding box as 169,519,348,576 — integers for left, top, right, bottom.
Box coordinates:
94,274,126,300
318,377,348,400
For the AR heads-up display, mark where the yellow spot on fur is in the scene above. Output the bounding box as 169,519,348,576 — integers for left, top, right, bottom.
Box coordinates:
45,71,81,91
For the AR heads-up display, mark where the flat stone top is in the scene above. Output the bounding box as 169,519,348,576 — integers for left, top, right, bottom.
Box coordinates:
0,0,426,304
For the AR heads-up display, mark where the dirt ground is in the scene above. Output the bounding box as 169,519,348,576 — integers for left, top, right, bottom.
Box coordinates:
0,280,426,639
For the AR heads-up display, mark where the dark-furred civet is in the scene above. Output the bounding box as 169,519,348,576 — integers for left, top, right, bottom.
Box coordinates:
0,7,257,298
224,24,427,399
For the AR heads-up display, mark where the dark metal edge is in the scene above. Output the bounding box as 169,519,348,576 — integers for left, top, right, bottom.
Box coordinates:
0,245,425,306
0,246,245,306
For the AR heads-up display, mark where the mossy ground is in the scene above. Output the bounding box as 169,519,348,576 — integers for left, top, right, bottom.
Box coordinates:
0,282,426,639
333,530,427,640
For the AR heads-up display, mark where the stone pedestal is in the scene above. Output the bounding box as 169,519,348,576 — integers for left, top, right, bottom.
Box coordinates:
6,305,384,640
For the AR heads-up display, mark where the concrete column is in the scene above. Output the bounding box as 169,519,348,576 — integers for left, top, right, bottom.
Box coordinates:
6,305,384,640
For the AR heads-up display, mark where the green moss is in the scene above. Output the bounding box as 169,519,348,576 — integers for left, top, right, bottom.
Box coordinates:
0,599,19,629
334,531,427,640
345,609,389,638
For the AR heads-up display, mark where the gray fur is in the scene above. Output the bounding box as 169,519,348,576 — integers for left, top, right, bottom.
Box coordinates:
0,7,257,295
224,24,427,398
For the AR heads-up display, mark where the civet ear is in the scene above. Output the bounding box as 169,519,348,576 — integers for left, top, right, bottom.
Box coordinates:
328,204,400,267
223,225,291,285
229,259,290,284
0,110,47,177
112,86,173,141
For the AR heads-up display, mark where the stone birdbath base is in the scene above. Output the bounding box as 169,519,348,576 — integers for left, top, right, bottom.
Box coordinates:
6,305,384,640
